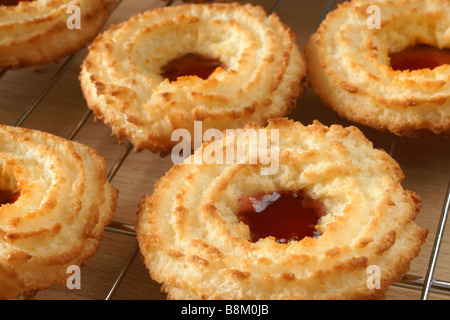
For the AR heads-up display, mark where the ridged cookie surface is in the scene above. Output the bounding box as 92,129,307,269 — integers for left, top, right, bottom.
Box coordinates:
80,3,306,153
135,118,427,300
0,0,114,69
0,125,117,300
305,0,450,137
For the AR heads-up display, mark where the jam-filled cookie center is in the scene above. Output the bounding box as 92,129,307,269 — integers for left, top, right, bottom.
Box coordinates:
0,0,35,6
0,169,21,207
390,44,450,71
0,188,20,206
161,53,225,82
237,190,326,244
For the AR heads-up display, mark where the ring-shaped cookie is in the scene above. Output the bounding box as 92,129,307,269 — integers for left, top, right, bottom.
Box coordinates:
135,118,427,300
0,125,117,300
305,0,450,137
80,3,306,153
0,0,114,69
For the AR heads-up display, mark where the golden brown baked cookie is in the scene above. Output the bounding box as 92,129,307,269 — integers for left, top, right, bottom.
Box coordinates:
0,0,114,69
170,0,236,2
0,125,117,300
305,0,450,137
135,118,427,300
79,3,306,154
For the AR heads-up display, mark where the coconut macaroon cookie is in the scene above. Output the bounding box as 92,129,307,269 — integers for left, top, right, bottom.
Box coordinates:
305,0,450,137
80,3,306,154
135,118,427,300
0,125,117,300
0,0,114,69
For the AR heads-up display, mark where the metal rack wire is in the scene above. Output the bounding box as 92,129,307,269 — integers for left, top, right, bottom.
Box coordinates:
1,0,449,300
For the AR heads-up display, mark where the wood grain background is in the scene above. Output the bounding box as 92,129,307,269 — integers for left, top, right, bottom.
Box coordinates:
1,0,449,300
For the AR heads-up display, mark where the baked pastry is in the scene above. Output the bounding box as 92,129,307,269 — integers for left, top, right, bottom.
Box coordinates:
80,3,306,154
174,0,237,2
0,125,117,300
135,118,427,300
0,0,115,69
305,0,450,137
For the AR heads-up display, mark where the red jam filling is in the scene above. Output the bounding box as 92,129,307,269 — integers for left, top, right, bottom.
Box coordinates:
0,189,20,206
390,45,450,71
237,190,326,244
0,0,35,6
160,53,224,82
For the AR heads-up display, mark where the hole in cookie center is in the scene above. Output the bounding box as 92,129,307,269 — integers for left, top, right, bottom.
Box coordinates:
160,53,224,82
0,0,35,6
390,44,450,71
0,188,20,206
0,168,21,206
237,190,326,244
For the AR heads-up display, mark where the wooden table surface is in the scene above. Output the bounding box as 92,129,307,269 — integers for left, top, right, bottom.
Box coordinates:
1,0,449,300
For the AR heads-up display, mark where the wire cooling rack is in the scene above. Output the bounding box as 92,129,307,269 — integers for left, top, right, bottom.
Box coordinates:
1,0,449,300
